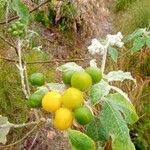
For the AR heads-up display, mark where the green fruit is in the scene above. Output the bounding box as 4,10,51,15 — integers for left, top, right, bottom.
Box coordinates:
17,22,25,29
62,71,75,85
11,24,17,30
74,106,93,125
85,67,102,84
8,28,13,33
71,71,92,91
29,73,45,86
28,92,44,108
12,31,19,36
18,30,24,35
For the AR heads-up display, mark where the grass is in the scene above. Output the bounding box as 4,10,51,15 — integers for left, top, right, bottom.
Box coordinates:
113,0,136,12
113,0,150,35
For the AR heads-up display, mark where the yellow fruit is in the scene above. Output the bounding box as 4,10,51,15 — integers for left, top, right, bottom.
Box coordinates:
62,87,84,109
71,71,92,91
42,91,62,112
53,108,74,130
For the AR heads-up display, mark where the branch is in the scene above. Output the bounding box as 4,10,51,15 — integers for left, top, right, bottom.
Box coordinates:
0,35,17,52
0,56,91,64
0,0,51,25
0,118,51,148
0,118,51,129
16,38,29,98
101,42,109,74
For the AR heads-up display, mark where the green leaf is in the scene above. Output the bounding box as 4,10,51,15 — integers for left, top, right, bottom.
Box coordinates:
100,100,135,150
68,129,96,150
124,28,145,43
107,93,138,125
146,36,150,48
131,37,145,54
57,62,84,72
0,115,10,144
106,70,136,83
12,0,29,24
90,80,111,105
110,86,131,102
86,117,109,142
35,86,49,95
108,47,118,62
112,138,135,150
45,83,66,93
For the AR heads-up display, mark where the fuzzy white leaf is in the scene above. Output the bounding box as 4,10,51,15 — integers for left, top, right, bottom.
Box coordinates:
0,116,10,144
106,32,124,48
110,86,131,102
89,59,98,68
90,80,111,105
106,71,136,83
88,38,105,55
57,62,84,72
46,83,66,93
35,86,49,95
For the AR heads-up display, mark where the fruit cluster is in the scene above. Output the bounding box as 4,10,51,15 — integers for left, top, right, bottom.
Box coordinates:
8,20,25,37
28,67,102,130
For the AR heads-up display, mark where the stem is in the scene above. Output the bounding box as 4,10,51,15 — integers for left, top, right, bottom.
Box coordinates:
17,38,29,99
0,121,39,129
0,118,51,129
24,64,31,96
101,42,109,74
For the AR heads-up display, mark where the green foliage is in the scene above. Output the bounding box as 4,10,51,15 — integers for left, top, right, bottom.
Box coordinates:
12,0,29,25
86,117,109,142
68,129,96,150
35,10,51,27
59,1,76,31
34,1,76,31
108,46,118,62
106,93,138,125
113,0,136,12
100,100,135,150
125,28,150,54
132,84,150,150
0,62,28,124
0,0,8,20
114,0,150,34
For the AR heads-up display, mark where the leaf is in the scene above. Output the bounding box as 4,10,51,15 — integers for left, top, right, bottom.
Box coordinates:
35,86,49,95
86,117,109,142
112,137,135,150
124,28,145,43
45,83,66,92
106,93,138,125
108,47,118,62
146,36,150,48
12,0,29,24
100,101,135,150
57,62,84,73
90,80,111,105
110,85,131,102
0,115,10,144
68,129,96,150
106,70,136,83
131,37,145,54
